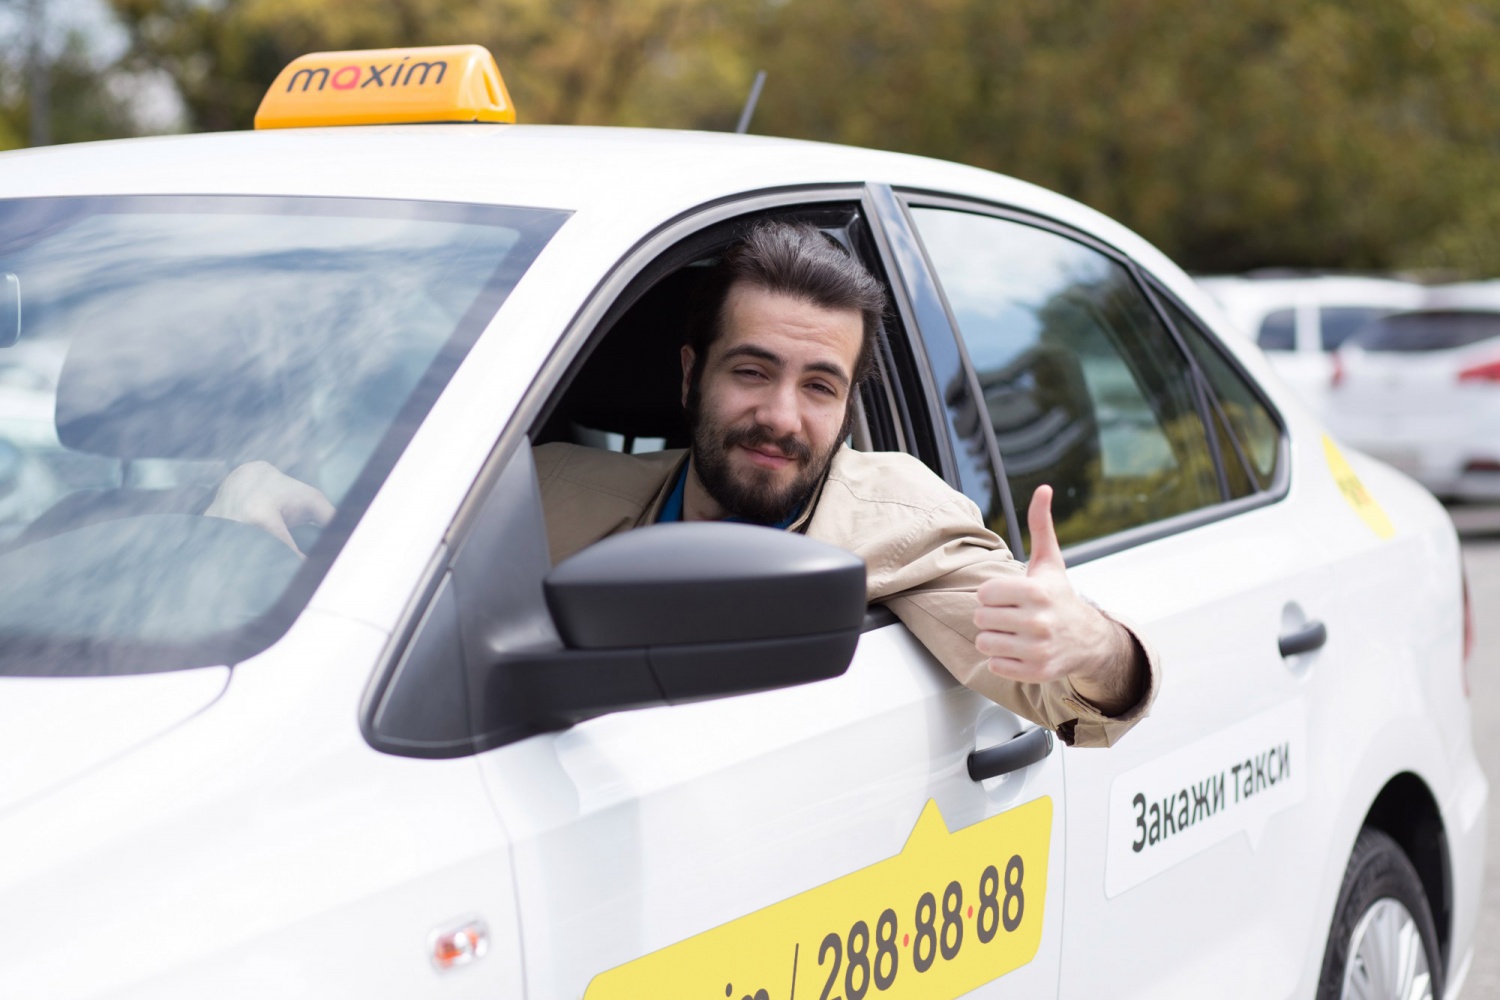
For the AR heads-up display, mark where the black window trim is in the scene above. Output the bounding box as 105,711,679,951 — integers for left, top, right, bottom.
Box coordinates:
1146,278,1292,495
867,183,1025,555
894,188,1292,566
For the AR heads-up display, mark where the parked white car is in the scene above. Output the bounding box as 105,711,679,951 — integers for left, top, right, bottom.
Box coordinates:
1196,273,1426,418
0,44,1482,1000
1326,283,1500,500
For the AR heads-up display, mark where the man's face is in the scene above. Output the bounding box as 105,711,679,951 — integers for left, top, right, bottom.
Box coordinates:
681,282,863,525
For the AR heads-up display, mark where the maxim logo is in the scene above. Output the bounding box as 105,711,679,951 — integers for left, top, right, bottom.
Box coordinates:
286,57,448,93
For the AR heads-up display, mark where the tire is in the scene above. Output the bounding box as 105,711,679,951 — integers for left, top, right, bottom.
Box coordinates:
1316,827,1443,1000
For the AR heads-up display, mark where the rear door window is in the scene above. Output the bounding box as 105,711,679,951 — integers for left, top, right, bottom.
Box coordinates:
907,207,1220,552
1319,306,1391,351
1358,311,1500,352
1257,309,1296,351
1160,296,1283,496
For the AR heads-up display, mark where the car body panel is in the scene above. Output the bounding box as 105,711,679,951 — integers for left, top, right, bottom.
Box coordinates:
0,667,229,818
479,624,1066,998
0,612,523,999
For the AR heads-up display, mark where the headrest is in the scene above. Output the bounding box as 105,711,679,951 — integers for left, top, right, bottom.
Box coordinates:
560,267,707,443
54,290,313,464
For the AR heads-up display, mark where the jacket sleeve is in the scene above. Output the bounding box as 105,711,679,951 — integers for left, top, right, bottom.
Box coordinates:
868,498,1160,749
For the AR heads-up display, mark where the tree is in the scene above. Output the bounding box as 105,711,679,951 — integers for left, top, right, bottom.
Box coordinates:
102,0,1500,275
106,0,752,131
743,0,1500,274
0,30,150,150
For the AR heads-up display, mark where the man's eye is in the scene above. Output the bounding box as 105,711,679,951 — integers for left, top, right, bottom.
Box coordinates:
734,368,766,380
808,382,837,396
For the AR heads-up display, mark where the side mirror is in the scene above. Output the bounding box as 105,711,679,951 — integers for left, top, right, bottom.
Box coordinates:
500,522,867,731
365,443,868,760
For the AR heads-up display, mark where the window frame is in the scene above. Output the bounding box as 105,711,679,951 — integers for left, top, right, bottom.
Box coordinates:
866,184,1025,555
892,188,1290,565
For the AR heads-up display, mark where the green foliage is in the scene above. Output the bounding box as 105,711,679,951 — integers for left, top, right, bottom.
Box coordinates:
743,0,1500,275
105,0,750,131
0,33,148,150
76,0,1500,276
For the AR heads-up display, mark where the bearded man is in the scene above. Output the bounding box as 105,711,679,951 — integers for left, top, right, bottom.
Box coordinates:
529,221,1157,748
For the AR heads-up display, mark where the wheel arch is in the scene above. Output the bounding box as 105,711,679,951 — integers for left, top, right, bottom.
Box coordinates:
1362,771,1452,973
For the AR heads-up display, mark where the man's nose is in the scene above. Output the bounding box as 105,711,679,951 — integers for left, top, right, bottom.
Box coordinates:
754,380,802,438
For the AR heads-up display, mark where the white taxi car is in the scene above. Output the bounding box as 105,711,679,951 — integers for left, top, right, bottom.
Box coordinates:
0,45,1483,1000
1195,273,1426,420
1325,283,1500,502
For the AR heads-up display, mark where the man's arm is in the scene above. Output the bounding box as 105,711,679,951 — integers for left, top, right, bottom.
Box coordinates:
204,461,335,557
841,465,1158,748
971,484,1148,717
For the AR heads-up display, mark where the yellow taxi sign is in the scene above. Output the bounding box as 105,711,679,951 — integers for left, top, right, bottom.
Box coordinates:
255,45,515,130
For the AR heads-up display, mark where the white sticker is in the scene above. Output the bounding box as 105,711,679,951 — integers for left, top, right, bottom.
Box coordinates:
1105,700,1306,898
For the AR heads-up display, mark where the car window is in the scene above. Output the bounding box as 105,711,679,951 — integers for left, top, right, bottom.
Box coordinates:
908,208,1220,551
538,208,899,459
1357,310,1500,352
1159,296,1282,495
1257,309,1296,351
0,196,567,676
1320,306,1391,351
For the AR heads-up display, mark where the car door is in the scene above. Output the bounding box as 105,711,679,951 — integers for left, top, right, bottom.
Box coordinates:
899,198,1333,998
461,196,1068,999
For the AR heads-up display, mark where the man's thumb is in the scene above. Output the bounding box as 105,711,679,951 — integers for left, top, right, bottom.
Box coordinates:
1026,484,1065,573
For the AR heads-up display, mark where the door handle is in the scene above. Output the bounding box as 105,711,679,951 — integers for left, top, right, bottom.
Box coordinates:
1278,620,1327,658
968,726,1054,782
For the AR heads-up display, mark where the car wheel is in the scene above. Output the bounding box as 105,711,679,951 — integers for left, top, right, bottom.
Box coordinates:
1316,827,1442,1000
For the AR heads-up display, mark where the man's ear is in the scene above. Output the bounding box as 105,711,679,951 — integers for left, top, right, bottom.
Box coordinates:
680,344,696,409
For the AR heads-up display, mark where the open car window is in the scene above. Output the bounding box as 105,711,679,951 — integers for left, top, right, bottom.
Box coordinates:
535,206,899,459
0,196,567,676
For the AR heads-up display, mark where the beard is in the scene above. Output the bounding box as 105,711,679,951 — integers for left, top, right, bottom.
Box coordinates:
685,382,845,526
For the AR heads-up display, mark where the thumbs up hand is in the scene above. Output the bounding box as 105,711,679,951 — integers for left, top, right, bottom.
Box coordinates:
974,485,1143,715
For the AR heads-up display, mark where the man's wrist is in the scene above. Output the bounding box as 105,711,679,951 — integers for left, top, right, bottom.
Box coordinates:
1069,615,1146,717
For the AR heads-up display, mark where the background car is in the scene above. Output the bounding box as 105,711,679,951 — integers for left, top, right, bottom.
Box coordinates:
1326,283,1500,501
0,45,1482,1000
1196,272,1426,418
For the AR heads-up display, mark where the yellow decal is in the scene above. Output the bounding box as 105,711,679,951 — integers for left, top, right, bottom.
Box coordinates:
584,797,1051,1000
1323,435,1394,539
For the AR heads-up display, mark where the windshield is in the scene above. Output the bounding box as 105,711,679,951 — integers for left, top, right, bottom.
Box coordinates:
1356,310,1500,353
0,196,567,676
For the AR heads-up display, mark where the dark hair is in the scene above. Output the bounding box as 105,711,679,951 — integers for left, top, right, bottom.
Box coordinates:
684,220,888,388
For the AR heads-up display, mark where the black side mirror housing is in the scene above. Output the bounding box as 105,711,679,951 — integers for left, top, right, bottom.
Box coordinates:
537,521,866,704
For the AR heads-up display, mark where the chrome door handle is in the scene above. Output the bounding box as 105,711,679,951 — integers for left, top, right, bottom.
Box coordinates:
1278,620,1327,658
968,727,1054,782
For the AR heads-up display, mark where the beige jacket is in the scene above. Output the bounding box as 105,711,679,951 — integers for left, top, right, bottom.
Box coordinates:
534,442,1159,748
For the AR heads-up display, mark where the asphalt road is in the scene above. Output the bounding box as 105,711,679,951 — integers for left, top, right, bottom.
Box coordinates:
1448,503,1500,997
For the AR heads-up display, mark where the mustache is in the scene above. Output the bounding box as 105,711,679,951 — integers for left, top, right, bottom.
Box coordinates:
722,423,812,463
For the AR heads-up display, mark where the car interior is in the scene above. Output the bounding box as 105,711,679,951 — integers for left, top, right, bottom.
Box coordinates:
532,210,898,459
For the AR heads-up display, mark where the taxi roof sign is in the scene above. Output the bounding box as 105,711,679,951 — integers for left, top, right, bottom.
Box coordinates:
255,45,515,129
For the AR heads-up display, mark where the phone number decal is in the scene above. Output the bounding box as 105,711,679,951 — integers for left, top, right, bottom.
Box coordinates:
584,796,1051,1000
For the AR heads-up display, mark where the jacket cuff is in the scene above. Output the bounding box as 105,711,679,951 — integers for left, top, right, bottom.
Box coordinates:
1055,610,1159,748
